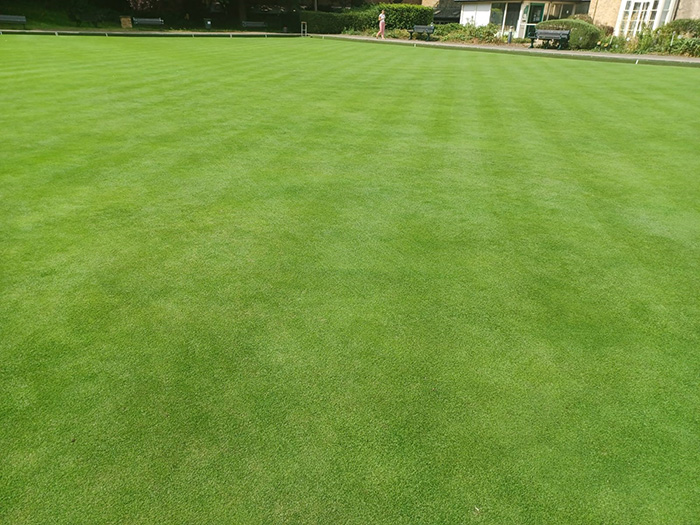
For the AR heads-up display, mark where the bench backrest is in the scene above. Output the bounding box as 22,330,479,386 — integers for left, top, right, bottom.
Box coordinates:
0,15,27,23
413,25,434,33
536,29,571,38
242,21,266,27
133,17,164,25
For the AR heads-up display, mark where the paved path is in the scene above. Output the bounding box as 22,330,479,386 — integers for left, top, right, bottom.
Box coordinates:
318,34,700,67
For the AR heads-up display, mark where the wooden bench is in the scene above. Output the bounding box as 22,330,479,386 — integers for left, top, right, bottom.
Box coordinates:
132,17,164,27
0,14,27,28
242,21,267,29
408,25,434,41
530,29,571,49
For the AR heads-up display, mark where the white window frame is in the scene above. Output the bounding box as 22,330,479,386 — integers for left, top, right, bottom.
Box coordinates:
614,0,678,37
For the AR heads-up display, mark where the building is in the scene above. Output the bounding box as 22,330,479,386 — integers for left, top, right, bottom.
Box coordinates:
448,1,591,38
435,0,698,39
589,0,700,36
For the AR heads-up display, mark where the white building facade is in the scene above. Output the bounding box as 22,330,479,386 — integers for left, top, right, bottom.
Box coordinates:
455,1,591,38
454,0,696,39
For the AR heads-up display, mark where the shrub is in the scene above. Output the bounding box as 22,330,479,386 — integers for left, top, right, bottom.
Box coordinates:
301,4,432,34
660,18,700,38
571,14,594,25
595,35,627,52
670,37,700,57
434,23,501,44
378,4,433,29
301,11,351,34
537,18,603,49
598,24,614,36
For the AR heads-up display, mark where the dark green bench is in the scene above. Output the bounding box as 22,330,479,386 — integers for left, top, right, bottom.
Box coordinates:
132,17,164,27
530,29,571,49
408,25,434,41
0,14,27,28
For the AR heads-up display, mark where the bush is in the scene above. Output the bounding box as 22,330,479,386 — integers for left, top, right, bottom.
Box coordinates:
594,35,627,53
660,18,700,38
670,37,700,57
537,18,603,49
434,23,501,44
598,24,614,36
301,11,351,34
571,14,594,25
301,4,432,34
378,4,433,29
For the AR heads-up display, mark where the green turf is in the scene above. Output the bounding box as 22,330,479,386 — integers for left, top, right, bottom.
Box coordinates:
1,35,699,523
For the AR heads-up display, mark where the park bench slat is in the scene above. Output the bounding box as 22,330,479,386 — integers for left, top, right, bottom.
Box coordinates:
0,14,27,27
133,17,164,26
408,25,434,41
530,29,571,50
242,21,267,28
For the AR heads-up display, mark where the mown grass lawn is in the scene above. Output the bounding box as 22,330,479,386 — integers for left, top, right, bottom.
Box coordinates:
1,35,698,523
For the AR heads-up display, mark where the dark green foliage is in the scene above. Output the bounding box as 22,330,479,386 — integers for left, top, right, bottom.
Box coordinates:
301,4,432,34
300,11,342,34
378,3,433,29
537,18,603,50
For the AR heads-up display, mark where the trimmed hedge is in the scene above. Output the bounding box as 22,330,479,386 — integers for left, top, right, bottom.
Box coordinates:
379,4,433,29
301,4,433,34
537,18,602,50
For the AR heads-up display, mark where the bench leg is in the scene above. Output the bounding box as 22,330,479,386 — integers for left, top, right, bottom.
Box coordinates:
529,37,535,48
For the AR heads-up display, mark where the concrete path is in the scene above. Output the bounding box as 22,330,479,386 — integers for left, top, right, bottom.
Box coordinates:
317,33,700,67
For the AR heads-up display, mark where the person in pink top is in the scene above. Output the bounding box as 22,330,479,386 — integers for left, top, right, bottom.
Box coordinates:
376,10,386,39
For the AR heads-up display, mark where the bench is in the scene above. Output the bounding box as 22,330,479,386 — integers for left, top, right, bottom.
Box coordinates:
530,29,571,49
0,15,27,28
242,21,267,29
408,25,434,41
132,17,164,27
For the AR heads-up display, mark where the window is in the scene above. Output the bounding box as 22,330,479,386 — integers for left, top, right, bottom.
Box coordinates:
491,3,506,26
619,1,662,37
504,3,520,29
489,2,521,33
547,3,575,21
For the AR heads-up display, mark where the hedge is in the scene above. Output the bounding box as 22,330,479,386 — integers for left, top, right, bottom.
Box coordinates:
301,4,433,34
537,18,602,50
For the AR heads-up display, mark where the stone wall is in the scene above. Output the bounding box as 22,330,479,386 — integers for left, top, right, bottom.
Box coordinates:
676,0,700,19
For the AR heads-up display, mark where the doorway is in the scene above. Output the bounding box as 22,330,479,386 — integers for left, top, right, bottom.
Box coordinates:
525,3,545,38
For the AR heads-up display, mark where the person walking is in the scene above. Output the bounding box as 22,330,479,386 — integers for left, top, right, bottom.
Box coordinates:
376,10,386,39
